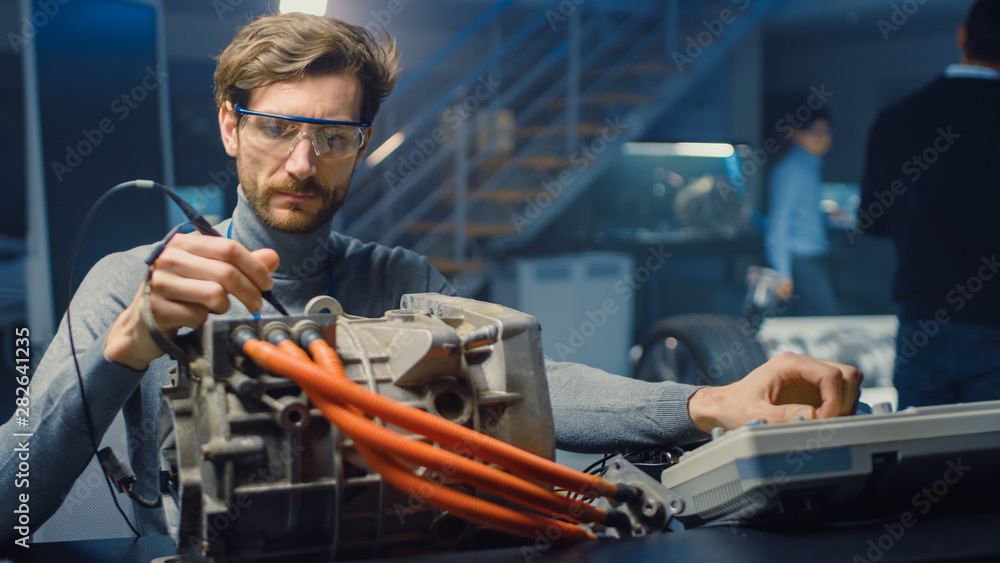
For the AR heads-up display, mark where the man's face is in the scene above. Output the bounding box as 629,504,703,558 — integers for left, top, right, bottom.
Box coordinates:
219,72,371,234
793,118,833,157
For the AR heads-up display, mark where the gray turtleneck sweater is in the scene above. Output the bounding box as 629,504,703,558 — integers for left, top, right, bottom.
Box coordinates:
0,192,707,542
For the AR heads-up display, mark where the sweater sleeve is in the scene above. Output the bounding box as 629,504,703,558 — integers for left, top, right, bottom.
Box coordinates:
0,250,150,546
545,358,710,453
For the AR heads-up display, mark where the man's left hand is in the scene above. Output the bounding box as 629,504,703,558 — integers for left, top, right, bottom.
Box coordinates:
687,352,863,433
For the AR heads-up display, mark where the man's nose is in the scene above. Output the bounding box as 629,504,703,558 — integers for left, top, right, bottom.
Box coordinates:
285,131,319,179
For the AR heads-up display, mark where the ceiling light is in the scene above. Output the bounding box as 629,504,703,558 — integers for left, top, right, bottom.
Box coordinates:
279,0,328,16
623,142,735,158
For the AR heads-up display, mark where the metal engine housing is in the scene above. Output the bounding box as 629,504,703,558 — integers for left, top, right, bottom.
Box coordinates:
158,293,553,561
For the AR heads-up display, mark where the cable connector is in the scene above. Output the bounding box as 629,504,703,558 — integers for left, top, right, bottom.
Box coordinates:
613,483,644,504
98,446,163,509
98,447,136,494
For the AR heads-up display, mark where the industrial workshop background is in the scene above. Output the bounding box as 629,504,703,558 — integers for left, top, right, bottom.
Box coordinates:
0,0,976,494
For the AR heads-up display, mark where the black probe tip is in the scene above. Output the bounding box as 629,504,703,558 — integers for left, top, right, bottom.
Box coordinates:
262,291,290,316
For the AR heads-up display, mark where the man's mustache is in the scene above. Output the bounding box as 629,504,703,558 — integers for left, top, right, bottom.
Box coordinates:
265,178,324,197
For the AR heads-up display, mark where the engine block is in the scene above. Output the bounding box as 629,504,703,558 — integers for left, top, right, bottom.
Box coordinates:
158,293,553,562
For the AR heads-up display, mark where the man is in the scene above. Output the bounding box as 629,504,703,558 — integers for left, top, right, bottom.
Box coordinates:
766,108,840,316
860,0,1000,408
0,13,861,542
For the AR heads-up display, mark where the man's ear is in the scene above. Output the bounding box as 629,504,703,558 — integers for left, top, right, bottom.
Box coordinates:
354,127,373,169
219,102,239,158
958,24,967,54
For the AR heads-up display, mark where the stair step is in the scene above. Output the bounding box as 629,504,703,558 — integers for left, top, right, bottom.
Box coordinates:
548,92,658,108
407,221,520,237
445,188,547,203
429,258,487,275
584,61,676,78
479,156,573,170
516,122,628,138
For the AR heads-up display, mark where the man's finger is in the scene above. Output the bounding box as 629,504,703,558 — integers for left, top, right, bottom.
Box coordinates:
167,233,275,291
762,403,815,423
814,358,864,416
251,248,280,273
155,245,266,314
147,290,212,332
776,354,851,419
152,270,240,316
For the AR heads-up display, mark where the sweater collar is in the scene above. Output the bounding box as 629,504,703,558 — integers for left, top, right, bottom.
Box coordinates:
228,186,333,280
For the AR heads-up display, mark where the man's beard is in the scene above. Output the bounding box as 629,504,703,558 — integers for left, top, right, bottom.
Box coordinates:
239,158,352,235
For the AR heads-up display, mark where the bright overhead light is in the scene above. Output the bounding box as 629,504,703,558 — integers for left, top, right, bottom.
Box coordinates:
365,131,406,167
279,0,328,16
623,142,735,158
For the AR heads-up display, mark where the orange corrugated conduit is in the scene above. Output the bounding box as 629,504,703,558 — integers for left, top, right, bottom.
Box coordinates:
308,391,596,542
353,440,595,543
301,340,608,525
240,337,618,500
239,332,633,543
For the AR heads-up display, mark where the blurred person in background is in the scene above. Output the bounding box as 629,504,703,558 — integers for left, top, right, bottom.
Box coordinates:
766,106,840,317
860,0,1000,408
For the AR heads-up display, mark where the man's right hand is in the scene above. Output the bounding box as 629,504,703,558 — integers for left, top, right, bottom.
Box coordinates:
104,233,280,370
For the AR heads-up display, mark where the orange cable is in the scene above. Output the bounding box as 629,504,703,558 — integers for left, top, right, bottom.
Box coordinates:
301,374,607,525
305,338,607,523
271,339,584,537
277,339,311,361
353,439,595,543
282,337,598,539
240,338,616,499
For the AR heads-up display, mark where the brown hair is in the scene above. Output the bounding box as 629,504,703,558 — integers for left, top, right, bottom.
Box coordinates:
214,12,401,123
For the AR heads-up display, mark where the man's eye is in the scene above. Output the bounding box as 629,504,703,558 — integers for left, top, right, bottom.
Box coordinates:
322,128,349,143
258,119,291,138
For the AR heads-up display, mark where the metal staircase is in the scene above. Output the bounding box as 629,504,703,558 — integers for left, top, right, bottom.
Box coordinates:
340,0,785,294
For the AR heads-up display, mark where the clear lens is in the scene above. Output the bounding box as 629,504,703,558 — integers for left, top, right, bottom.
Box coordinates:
240,114,364,157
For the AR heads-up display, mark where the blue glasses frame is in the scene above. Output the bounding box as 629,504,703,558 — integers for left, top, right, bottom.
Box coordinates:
234,104,372,129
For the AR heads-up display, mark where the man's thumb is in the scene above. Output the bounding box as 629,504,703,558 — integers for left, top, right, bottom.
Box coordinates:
764,404,816,423
252,248,280,273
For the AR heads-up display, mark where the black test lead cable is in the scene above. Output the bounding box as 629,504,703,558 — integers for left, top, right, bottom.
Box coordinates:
65,179,289,534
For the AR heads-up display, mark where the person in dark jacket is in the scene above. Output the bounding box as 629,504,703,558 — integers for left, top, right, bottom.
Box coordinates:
860,0,1000,408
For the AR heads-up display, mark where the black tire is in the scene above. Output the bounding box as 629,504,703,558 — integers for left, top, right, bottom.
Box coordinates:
632,314,769,386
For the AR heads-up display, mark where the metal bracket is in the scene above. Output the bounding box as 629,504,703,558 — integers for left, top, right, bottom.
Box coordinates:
598,456,687,536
